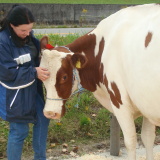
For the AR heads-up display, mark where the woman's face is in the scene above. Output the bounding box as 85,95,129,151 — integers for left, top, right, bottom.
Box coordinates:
10,23,34,39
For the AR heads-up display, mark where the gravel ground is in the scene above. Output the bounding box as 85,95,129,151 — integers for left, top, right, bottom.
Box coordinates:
60,144,160,160
2,144,160,160
2,137,160,160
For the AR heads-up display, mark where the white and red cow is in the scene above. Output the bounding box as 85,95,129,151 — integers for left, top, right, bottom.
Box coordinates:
40,4,160,160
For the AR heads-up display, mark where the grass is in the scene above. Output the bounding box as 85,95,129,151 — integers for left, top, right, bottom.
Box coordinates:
35,33,80,46
0,0,160,4
48,91,110,142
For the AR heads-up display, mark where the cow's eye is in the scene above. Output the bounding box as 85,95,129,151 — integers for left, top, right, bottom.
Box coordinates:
63,75,67,80
59,74,68,84
61,74,68,82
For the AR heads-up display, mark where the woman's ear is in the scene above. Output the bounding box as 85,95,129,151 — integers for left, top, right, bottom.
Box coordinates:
10,23,14,29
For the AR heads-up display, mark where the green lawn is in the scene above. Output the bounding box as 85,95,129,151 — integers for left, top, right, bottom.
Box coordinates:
0,0,160,4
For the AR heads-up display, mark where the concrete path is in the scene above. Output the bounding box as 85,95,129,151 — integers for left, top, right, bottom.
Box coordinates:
33,28,94,36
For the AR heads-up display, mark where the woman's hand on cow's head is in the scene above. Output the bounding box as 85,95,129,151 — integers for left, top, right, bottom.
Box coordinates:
35,67,50,81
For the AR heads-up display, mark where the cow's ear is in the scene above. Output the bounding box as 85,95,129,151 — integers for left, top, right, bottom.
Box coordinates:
40,36,49,49
70,53,88,69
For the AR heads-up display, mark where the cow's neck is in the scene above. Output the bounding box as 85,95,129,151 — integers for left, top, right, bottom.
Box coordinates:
67,33,105,92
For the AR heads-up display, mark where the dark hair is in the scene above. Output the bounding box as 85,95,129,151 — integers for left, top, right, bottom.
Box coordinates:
0,4,35,31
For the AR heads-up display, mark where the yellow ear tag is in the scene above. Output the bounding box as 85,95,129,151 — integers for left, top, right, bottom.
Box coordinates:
76,60,81,68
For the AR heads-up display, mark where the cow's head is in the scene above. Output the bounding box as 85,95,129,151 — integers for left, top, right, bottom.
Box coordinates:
40,36,87,119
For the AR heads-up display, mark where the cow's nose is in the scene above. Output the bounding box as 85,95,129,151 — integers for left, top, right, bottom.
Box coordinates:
43,111,61,119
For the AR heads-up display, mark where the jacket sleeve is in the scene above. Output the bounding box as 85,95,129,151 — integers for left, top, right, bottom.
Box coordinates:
0,42,37,89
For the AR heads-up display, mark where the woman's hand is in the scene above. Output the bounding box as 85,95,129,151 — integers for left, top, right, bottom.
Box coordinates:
35,67,50,81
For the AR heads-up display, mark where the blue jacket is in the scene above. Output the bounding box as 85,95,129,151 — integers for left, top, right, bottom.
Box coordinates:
0,28,44,123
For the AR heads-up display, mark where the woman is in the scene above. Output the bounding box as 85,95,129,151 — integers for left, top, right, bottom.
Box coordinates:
0,4,50,160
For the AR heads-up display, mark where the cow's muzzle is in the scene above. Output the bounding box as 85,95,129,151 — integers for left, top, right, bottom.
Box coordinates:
43,111,61,119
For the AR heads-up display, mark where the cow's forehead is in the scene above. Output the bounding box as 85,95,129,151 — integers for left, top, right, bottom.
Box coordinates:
41,49,73,77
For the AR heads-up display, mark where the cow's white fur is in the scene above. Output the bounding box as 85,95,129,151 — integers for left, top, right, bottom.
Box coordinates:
90,3,160,125
41,4,160,160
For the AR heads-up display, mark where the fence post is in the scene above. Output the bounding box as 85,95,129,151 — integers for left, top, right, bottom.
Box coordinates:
110,113,120,156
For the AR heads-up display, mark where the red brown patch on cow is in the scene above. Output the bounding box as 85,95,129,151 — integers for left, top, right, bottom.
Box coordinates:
61,103,66,117
111,82,122,105
67,34,105,92
99,63,104,83
145,32,152,48
55,55,73,99
103,75,122,108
